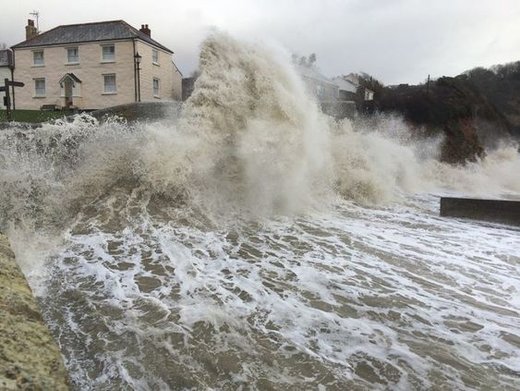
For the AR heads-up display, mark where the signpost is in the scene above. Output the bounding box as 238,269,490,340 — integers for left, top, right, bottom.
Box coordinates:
1,78,25,121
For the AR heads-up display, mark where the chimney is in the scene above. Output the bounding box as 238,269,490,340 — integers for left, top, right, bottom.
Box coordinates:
139,24,151,37
26,19,38,40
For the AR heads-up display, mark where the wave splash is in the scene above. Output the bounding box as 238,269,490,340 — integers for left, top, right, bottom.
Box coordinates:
0,32,519,232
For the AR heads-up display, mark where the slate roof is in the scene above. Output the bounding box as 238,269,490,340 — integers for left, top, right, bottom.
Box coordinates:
297,64,338,87
332,76,357,93
12,20,173,53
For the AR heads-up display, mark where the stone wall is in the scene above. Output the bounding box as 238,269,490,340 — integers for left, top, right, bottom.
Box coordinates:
440,197,520,226
0,233,70,390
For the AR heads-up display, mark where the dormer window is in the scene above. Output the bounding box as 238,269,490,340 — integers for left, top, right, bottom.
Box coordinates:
33,50,44,66
152,49,159,65
102,45,115,62
67,47,79,64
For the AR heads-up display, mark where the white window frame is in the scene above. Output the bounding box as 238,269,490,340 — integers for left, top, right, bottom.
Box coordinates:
66,47,79,64
101,44,115,62
152,49,159,65
103,74,117,94
33,50,44,66
34,78,46,97
153,77,160,97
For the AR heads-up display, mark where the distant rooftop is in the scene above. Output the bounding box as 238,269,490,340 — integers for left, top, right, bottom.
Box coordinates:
12,20,172,53
297,64,337,87
332,76,358,93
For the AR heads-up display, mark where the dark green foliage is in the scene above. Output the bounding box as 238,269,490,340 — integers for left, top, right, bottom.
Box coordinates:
373,75,513,163
464,61,520,137
357,73,385,98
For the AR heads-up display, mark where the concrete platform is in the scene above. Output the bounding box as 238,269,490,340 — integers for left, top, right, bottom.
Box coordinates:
440,197,520,226
0,234,70,390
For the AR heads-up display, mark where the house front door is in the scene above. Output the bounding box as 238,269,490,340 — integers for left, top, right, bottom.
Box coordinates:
64,79,73,108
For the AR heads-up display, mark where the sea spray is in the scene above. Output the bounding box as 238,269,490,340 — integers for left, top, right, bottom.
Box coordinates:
0,114,144,231
2,33,518,231
178,32,334,217
0,32,518,273
426,145,520,197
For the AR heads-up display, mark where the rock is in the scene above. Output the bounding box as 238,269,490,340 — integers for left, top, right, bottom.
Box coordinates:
0,234,70,390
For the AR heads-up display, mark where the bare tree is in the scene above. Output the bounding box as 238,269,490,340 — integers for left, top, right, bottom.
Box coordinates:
291,53,318,68
308,53,316,66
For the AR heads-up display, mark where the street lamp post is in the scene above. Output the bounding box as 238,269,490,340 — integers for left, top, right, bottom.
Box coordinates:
134,52,142,102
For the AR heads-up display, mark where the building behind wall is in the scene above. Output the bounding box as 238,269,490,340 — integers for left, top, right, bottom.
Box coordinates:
333,73,375,114
11,20,183,111
182,77,196,101
0,50,14,106
297,64,339,103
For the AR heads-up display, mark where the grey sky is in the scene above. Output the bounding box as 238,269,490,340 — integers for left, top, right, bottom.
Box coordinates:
1,0,519,84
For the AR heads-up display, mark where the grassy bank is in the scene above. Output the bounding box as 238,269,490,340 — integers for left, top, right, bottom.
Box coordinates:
0,109,69,123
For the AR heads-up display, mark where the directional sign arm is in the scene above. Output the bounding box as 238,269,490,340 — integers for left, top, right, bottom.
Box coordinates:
6,81,24,87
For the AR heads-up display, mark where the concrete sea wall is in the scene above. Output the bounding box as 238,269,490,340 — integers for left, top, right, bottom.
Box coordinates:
440,197,520,226
0,233,70,390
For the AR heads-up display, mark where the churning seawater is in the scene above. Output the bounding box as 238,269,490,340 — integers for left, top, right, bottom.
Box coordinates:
1,33,520,390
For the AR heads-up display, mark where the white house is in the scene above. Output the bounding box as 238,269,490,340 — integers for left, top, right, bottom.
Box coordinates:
11,20,182,110
297,64,340,103
333,73,374,102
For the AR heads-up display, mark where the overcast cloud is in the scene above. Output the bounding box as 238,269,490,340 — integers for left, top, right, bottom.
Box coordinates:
1,0,519,84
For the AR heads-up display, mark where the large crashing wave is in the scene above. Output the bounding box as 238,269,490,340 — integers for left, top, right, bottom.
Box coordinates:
143,33,333,217
1,32,519,232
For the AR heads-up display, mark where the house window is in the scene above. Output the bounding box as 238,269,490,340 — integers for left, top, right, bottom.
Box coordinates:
34,78,46,97
153,78,160,97
67,47,79,63
152,49,159,64
102,45,115,62
33,50,44,66
103,74,117,93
